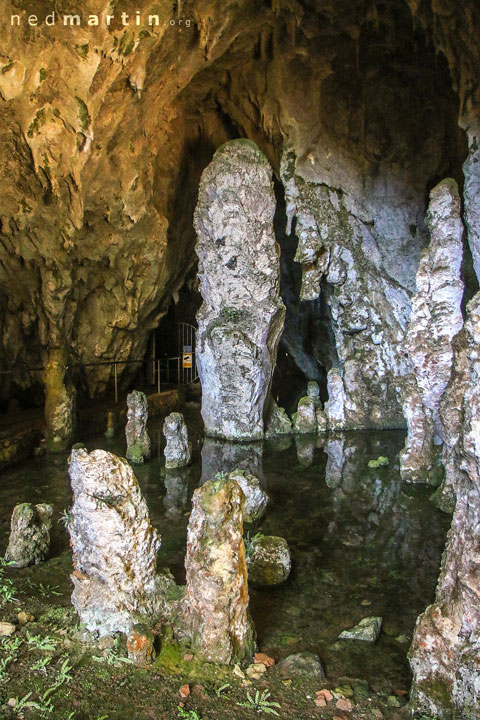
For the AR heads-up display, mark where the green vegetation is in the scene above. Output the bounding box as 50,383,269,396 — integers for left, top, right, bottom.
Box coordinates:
75,97,91,132
236,689,281,715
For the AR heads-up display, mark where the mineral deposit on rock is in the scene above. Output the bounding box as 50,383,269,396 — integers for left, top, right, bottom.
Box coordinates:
401,179,464,483
194,139,285,440
182,475,255,664
228,468,269,523
409,293,480,718
44,347,76,453
247,535,291,587
125,390,151,464
68,447,166,635
6,503,53,568
163,412,191,469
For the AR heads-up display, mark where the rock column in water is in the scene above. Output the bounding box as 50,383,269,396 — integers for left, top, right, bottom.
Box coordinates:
182,475,256,664
44,346,76,452
194,139,285,440
125,390,151,464
68,447,162,635
400,179,464,483
163,412,191,468
409,293,480,717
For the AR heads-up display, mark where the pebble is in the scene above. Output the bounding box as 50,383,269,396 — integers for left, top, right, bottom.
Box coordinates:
254,652,275,667
17,611,35,626
0,622,16,636
336,697,354,712
179,684,190,698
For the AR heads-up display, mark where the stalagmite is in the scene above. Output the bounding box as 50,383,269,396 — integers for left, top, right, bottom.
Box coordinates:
228,468,269,523
400,179,464,483
163,412,191,468
44,347,76,452
194,139,285,440
325,368,346,430
68,447,168,635
182,475,255,664
409,293,480,718
6,503,53,568
125,390,151,464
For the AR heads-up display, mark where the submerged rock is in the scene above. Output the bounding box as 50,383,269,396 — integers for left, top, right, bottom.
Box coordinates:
228,468,269,523
68,447,167,635
125,390,151,464
6,503,53,568
409,292,480,718
400,179,464,484
293,396,317,434
276,652,325,680
182,475,255,664
247,535,291,587
338,616,382,643
194,140,285,440
163,412,191,469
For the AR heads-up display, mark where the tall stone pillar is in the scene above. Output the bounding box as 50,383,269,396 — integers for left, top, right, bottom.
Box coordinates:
409,293,480,718
400,179,464,483
182,475,255,664
44,346,76,452
194,140,285,440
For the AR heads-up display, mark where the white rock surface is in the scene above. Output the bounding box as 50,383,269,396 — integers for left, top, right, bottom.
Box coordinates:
194,139,285,440
229,468,269,523
400,179,464,483
68,447,165,635
163,412,191,469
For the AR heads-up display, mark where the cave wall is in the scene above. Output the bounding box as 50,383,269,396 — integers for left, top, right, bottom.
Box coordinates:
0,0,474,418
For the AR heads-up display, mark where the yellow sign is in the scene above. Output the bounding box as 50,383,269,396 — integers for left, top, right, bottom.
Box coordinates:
182,353,192,369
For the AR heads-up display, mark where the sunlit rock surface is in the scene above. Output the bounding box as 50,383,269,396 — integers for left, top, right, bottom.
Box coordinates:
125,390,150,464
6,502,53,568
194,140,285,440
163,411,191,469
182,475,255,664
409,293,480,719
400,180,464,484
228,468,269,523
68,447,166,635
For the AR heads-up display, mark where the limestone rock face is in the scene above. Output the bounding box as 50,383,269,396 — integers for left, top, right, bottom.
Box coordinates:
264,399,292,437
125,390,150,464
325,368,347,431
194,140,285,440
409,293,480,718
228,469,268,523
6,503,53,568
182,476,255,664
163,412,191,469
400,179,464,483
247,535,291,587
44,347,76,453
68,447,163,635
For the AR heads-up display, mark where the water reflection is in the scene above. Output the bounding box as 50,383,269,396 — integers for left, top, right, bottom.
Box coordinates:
163,467,191,517
200,436,264,484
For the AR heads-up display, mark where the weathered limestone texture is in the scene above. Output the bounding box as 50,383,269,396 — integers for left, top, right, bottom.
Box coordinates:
163,412,191,469
292,395,317,434
228,468,268,523
463,122,480,284
68,447,165,635
44,347,76,452
325,368,346,430
247,535,291,587
409,294,480,719
194,140,285,440
264,399,292,437
125,390,151,464
6,503,53,568
182,475,255,664
281,151,411,429
400,179,464,484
